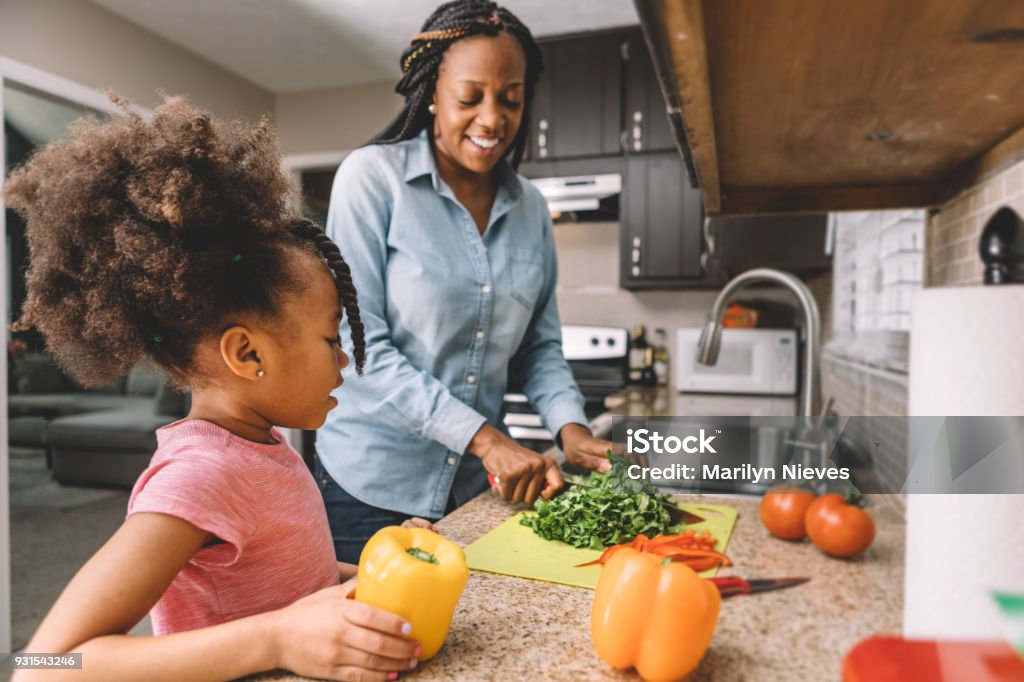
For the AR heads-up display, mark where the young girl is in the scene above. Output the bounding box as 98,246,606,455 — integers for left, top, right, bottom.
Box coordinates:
5,96,425,682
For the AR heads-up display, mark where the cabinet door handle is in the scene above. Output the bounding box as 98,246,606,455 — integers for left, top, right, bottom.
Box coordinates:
702,216,716,256
632,110,643,152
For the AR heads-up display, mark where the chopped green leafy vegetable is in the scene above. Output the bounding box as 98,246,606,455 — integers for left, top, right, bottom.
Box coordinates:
519,452,680,549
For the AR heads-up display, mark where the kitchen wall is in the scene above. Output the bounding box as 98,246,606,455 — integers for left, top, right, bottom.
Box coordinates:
928,159,1024,287
0,0,273,121
821,159,1024,493
553,221,833,385
824,157,1024,415
275,82,402,156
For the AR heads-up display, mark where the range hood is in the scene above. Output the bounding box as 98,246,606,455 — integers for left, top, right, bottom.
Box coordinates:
529,173,622,213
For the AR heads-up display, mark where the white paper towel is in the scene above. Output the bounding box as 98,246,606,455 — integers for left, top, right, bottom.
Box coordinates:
909,286,1024,416
905,286,1024,641
905,494,1024,640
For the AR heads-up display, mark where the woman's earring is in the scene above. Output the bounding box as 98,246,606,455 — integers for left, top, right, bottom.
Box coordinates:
428,103,437,115
256,369,265,378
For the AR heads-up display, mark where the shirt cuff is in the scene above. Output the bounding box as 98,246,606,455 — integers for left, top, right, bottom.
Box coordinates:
542,399,589,442
422,395,488,455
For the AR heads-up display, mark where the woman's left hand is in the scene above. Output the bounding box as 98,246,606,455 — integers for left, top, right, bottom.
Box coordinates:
401,517,438,532
559,423,613,473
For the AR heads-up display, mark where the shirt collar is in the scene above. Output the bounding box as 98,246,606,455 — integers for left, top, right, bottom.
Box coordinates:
403,128,522,202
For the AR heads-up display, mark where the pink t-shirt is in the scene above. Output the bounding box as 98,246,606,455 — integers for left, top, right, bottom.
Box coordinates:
128,419,339,635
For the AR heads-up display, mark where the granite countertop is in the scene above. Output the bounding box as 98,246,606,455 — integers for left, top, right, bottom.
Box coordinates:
604,385,801,418
250,489,905,682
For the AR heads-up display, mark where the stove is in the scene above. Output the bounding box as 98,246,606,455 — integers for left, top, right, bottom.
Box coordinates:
503,325,628,450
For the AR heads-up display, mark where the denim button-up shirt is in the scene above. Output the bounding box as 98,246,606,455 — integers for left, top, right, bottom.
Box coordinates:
316,130,586,519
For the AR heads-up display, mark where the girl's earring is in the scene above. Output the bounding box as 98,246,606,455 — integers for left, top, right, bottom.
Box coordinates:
428,103,437,115
256,369,265,378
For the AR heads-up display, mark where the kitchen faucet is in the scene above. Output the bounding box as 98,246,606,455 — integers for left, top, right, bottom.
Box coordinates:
697,268,821,417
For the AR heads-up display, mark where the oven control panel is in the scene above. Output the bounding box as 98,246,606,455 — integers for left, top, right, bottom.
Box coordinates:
562,325,629,361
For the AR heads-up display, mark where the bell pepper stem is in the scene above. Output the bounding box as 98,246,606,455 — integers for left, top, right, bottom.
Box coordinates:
405,547,439,564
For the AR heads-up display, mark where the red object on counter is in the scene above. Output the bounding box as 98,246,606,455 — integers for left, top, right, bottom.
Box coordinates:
722,302,759,328
843,636,1024,682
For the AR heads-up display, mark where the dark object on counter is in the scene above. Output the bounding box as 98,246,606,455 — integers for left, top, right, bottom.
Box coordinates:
629,324,651,384
709,576,809,598
980,207,1024,284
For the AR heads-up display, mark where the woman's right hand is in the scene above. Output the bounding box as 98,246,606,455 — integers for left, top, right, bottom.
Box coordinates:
469,423,565,504
271,578,420,682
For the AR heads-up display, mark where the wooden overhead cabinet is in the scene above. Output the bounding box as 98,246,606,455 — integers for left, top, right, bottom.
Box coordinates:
634,0,1024,215
529,33,623,161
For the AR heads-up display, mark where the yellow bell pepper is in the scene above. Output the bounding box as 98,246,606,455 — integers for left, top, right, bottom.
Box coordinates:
356,527,468,660
591,548,720,681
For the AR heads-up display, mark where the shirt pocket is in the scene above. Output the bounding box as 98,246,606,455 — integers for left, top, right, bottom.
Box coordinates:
507,246,545,310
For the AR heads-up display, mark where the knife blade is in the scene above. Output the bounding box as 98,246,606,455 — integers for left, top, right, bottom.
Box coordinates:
708,575,810,597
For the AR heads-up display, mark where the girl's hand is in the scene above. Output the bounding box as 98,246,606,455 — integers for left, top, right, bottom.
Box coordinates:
560,423,614,473
401,517,437,532
272,579,420,682
470,423,564,505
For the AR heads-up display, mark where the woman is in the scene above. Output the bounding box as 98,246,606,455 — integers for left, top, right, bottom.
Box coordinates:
317,0,612,563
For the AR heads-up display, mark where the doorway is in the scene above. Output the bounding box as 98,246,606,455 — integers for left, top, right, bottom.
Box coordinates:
0,57,136,656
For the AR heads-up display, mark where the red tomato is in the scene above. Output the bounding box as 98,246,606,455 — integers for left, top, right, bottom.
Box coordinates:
805,494,875,558
759,486,816,540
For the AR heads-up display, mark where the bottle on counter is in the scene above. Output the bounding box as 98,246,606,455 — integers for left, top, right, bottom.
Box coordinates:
641,347,657,386
653,328,670,387
629,324,649,383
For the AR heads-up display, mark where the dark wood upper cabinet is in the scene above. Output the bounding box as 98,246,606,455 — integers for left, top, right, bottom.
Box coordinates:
530,33,623,161
621,152,720,289
623,28,675,155
708,214,832,277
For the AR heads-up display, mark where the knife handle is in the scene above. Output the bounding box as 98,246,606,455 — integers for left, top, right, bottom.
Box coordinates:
708,576,751,596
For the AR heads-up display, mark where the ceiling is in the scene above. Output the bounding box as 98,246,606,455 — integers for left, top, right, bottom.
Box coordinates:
90,0,640,93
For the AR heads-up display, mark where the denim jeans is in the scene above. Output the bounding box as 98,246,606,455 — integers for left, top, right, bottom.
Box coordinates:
314,456,455,564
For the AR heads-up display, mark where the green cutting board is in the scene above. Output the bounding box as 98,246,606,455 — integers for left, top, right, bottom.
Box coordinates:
464,502,738,590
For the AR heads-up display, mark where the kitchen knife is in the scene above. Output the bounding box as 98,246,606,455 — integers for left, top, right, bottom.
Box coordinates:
486,473,705,525
709,575,809,597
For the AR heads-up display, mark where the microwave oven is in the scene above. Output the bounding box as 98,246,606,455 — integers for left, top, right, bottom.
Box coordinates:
675,328,798,395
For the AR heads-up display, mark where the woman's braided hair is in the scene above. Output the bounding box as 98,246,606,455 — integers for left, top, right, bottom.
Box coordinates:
4,95,365,388
370,0,543,169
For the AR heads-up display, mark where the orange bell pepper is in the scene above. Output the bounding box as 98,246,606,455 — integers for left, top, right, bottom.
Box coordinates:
591,549,720,681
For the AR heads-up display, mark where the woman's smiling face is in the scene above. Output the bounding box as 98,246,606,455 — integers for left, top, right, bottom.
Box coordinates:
431,32,527,177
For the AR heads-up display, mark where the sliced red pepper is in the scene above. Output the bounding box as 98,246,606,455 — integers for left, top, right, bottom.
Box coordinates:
576,544,627,568
647,547,732,567
575,531,730,569
676,557,721,572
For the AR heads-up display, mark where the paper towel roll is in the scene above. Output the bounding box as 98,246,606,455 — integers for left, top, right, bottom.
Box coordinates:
905,494,1024,640
909,286,1024,416
905,286,1024,641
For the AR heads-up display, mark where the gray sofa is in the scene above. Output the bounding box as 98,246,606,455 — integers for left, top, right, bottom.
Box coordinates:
8,353,187,487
